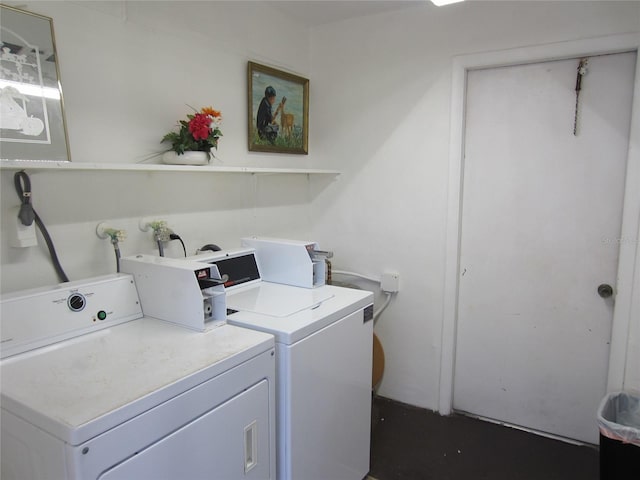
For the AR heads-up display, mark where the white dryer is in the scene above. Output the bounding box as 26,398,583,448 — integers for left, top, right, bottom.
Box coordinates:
192,248,374,480
1,274,276,480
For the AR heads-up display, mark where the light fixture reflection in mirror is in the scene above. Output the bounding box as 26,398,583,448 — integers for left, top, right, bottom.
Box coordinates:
0,5,71,162
431,0,465,6
0,79,61,100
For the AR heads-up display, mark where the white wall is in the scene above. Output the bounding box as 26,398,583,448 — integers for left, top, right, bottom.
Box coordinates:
1,1,318,291
308,1,640,409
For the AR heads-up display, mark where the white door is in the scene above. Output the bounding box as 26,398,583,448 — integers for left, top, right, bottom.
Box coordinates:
454,52,636,444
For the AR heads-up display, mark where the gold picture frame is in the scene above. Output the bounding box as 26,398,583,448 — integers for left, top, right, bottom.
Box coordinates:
0,5,71,162
248,61,308,154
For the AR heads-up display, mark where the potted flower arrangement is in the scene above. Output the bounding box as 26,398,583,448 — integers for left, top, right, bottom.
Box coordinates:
161,106,222,165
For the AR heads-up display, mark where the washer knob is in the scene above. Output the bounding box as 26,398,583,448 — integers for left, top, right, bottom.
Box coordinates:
67,293,86,312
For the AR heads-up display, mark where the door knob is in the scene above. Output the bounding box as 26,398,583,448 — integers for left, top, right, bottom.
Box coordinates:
597,284,614,299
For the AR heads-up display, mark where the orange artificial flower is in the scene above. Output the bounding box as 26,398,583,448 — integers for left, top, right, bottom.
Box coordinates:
201,106,222,118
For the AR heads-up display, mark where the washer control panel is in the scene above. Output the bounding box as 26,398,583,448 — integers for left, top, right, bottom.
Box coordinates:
0,274,142,359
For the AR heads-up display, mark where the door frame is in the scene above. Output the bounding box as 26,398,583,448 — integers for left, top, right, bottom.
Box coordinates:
440,33,640,415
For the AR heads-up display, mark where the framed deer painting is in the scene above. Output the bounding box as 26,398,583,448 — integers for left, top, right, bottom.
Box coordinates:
248,61,309,154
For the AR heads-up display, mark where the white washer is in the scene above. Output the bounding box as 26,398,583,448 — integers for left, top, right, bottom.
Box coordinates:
1,274,276,480
193,250,374,480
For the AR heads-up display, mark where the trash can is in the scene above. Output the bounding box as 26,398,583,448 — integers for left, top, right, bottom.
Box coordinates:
597,391,640,479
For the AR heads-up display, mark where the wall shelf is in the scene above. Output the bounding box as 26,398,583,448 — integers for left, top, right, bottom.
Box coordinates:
0,160,340,176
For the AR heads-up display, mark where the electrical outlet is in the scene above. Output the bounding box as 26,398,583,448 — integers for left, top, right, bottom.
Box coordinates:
9,206,37,248
381,272,400,293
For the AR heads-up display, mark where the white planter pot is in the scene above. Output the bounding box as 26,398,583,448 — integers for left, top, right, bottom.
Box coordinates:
162,151,209,165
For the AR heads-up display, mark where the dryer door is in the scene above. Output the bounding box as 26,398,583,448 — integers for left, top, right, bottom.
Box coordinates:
98,380,270,480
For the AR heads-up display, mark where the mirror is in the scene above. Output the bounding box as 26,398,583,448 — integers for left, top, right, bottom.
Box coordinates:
1,5,70,162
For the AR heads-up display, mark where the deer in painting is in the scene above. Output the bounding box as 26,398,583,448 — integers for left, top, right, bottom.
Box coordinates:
273,96,294,138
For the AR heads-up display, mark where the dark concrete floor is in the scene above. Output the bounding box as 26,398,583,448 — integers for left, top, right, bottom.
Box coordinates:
369,396,599,480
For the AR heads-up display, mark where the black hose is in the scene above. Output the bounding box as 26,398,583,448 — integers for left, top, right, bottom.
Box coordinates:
113,242,121,273
14,171,69,283
199,243,221,252
170,233,187,257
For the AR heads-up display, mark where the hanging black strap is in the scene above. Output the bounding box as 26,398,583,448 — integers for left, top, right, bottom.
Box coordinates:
13,170,69,283
14,170,35,226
